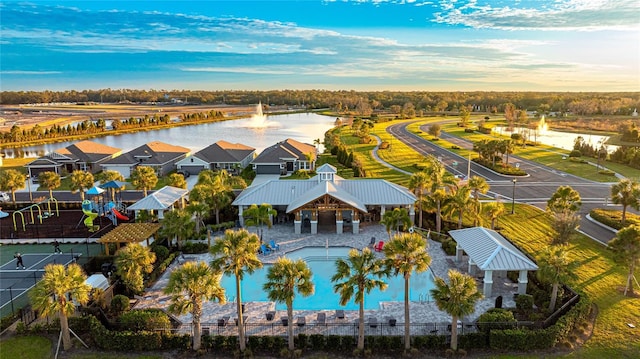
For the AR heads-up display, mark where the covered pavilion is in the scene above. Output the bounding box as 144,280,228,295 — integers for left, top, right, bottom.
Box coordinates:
127,186,188,220
449,227,538,297
98,222,162,255
232,164,416,234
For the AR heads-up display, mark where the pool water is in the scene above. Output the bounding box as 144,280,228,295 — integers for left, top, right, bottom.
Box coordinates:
219,246,436,310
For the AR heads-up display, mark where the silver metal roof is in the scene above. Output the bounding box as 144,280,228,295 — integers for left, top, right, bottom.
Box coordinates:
448,227,538,271
128,186,188,211
233,177,416,211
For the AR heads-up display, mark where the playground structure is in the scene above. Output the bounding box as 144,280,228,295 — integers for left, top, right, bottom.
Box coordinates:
12,197,59,231
78,183,130,232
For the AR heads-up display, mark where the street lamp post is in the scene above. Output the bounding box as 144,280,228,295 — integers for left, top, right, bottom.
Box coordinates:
511,178,517,214
596,141,602,172
26,174,33,202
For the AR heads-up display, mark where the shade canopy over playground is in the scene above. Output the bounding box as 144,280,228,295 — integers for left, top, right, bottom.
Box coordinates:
98,222,162,255
100,180,127,189
85,186,105,195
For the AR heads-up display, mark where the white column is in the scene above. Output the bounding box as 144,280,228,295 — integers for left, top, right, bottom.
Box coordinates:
518,270,528,295
483,270,493,297
456,244,464,262
238,206,244,227
380,205,386,216
468,259,475,276
409,205,415,226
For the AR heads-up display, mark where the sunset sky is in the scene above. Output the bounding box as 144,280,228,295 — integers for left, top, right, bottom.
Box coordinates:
1,0,639,92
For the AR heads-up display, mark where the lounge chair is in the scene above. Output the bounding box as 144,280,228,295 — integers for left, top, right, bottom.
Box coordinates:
260,244,272,255
265,311,275,321
316,312,326,324
369,237,376,247
374,241,384,252
336,309,345,319
217,316,230,327
281,316,289,326
369,317,378,328
234,315,247,326
269,240,280,251
297,316,306,326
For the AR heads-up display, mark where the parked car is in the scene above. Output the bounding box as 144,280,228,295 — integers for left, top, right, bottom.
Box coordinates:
176,170,190,178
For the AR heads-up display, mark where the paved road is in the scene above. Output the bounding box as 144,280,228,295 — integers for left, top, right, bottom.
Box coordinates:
386,121,616,244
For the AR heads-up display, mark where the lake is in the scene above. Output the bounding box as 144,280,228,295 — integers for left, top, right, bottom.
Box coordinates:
2,112,338,158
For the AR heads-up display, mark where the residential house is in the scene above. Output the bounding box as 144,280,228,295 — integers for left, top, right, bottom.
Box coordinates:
175,140,255,175
25,140,121,181
252,138,316,175
101,141,190,178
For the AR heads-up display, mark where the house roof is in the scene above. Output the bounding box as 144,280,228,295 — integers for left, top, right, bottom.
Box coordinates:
252,138,315,164
127,186,189,211
102,141,190,166
193,140,255,163
53,140,121,164
448,227,538,271
26,157,61,167
316,163,337,174
233,176,415,213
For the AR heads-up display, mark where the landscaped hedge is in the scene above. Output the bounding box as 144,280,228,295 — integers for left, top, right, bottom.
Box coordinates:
208,221,236,232
117,308,172,332
590,208,640,230
489,327,557,350
147,252,180,284
181,241,209,254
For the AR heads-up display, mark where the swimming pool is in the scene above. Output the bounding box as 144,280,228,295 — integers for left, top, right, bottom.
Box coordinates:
219,246,436,310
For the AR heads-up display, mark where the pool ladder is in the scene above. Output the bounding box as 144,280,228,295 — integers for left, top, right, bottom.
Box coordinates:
418,293,430,303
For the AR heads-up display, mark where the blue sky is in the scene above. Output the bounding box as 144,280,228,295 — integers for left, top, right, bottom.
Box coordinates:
1,0,639,92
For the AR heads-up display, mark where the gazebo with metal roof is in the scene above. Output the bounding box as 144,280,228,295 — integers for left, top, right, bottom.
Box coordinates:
233,164,417,234
126,186,188,220
448,227,538,297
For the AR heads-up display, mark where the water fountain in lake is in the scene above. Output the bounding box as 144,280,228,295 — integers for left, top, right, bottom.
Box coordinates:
245,102,280,129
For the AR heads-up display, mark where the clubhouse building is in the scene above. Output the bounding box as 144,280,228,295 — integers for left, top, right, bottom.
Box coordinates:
232,164,417,234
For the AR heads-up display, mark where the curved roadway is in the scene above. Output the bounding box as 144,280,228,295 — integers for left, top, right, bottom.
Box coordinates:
386,121,615,244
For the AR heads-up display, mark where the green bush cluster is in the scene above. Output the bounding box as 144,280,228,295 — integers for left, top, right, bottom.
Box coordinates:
464,128,475,133
598,169,616,176
569,150,582,157
379,141,390,149
590,208,640,230
147,252,180,284
86,315,190,351
515,294,534,314
440,239,457,255
182,241,209,254
151,245,169,262
489,327,556,350
117,309,172,331
477,308,517,333
412,335,447,349
246,335,286,353
201,335,239,351
473,158,527,176
110,294,130,315
208,221,236,232
458,332,489,349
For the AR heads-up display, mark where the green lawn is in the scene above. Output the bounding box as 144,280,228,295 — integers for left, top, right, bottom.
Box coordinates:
0,335,52,359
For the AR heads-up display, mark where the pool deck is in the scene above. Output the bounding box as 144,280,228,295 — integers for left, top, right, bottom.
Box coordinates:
134,222,518,333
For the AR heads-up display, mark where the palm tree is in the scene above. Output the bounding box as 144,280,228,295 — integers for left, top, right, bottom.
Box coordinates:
210,229,262,352
165,261,226,350
444,185,474,229
159,209,195,250
167,173,187,189
609,225,640,296
115,243,156,294
195,169,246,224
483,201,505,230
610,179,640,226
468,176,490,226
408,171,429,228
96,170,125,201
536,245,577,311
186,200,210,235
423,188,450,234
380,207,412,239
69,170,94,201
263,257,314,351
547,186,582,215
0,169,26,204
383,233,431,350
331,248,388,351
243,203,277,241
30,263,91,350
430,270,483,351
130,165,158,197
38,171,61,198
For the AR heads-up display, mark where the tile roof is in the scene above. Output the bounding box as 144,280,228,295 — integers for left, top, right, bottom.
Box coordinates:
252,138,315,164
102,141,190,165
51,140,121,163
448,227,538,271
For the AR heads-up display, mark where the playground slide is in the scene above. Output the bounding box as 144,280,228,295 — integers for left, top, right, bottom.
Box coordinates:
81,200,99,232
112,208,129,221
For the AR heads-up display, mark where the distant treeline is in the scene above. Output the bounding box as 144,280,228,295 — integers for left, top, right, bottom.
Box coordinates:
2,89,639,116
0,110,225,145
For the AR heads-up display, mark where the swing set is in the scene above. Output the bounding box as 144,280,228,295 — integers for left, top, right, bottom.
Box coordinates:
12,197,60,231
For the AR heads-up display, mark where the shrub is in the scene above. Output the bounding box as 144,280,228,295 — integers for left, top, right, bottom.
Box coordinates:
151,245,169,262
569,150,582,157
451,145,460,150
589,208,640,230
516,294,534,314
441,239,457,255
477,308,517,333
182,241,209,254
118,309,172,331
379,141,390,149
110,294,130,315
464,128,475,133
